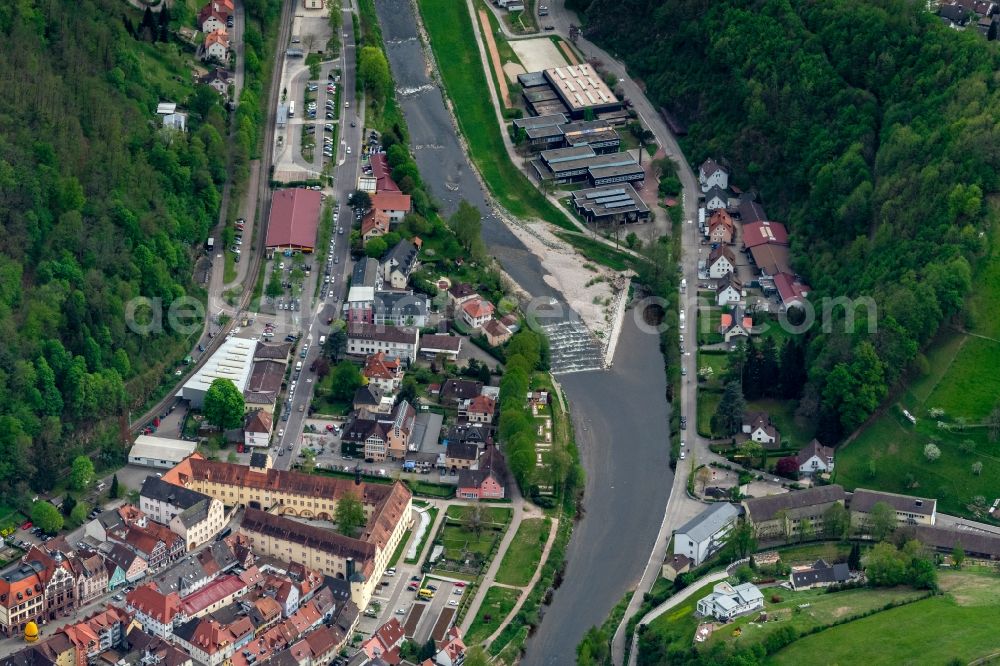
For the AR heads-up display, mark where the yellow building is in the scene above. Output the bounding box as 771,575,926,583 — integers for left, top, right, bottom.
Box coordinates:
163,455,412,610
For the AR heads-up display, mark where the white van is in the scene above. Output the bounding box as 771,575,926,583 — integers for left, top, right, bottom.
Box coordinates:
319,335,326,345
295,361,302,371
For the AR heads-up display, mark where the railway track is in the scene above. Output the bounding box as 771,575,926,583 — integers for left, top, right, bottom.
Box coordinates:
129,0,296,435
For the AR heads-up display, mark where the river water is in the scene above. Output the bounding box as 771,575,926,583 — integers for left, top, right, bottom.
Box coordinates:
373,0,673,660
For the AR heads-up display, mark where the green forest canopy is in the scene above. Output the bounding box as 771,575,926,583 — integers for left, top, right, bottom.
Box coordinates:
0,0,250,497
583,0,997,441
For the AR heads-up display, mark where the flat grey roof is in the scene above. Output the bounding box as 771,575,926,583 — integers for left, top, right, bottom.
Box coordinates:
572,184,649,218
513,113,567,129
540,145,596,164
589,163,645,180
675,503,740,543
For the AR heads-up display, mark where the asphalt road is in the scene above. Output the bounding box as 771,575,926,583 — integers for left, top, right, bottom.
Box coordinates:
274,1,363,469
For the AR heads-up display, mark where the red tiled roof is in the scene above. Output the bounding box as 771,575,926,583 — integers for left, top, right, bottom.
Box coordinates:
371,191,412,213
181,574,246,615
370,153,400,192
127,584,182,623
364,352,402,380
742,220,788,248
205,28,229,48
266,188,322,250
466,394,496,415
361,209,390,238
773,272,810,305
461,298,495,319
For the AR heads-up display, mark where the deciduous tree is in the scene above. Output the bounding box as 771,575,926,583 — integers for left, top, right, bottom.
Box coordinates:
69,456,94,491
335,491,366,537
204,379,245,430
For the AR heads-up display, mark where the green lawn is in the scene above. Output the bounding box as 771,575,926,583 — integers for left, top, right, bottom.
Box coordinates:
697,389,722,438
466,586,521,645
744,398,815,450
697,350,728,388
924,335,1000,420
769,594,998,666
553,231,634,271
706,585,927,651
445,505,512,526
388,528,412,567
417,0,574,231
495,518,550,586
771,541,853,566
697,308,723,346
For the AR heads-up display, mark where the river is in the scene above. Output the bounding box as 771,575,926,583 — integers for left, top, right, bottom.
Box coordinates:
372,0,674,660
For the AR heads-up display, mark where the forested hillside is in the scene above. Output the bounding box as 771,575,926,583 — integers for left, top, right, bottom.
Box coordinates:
582,0,998,442
0,0,235,497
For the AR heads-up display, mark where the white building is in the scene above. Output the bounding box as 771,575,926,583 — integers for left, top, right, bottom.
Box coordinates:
699,158,729,192
181,337,257,408
244,409,272,448
129,435,199,469
797,439,835,476
673,503,740,566
696,582,764,620
346,323,419,363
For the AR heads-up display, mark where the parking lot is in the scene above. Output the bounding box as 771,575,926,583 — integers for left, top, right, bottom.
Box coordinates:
361,571,467,644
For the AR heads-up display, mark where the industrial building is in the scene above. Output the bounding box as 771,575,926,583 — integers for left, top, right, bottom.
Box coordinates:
531,145,644,187
518,66,625,121
571,184,650,225
512,115,620,153
265,188,322,254
129,435,199,469
180,337,257,408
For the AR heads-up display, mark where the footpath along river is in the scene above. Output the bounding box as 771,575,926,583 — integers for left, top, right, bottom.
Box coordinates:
373,0,673,660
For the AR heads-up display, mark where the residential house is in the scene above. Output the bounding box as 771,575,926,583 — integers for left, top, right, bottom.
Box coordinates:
381,240,419,289
849,489,937,529
156,102,187,132
373,290,429,328
460,395,496,424
699,158,729,192
141,476,212,526
660,554,692,582
482,318,512,346
370,191,412,224
457,446,508,500
360,618,405,662
939,3,970,26
172,614,254,666
696,582,764,620
106,543,148,583
346,323,419,363
719,309,753,343
125,626,194,666
707,209,734,244
707,245,736,279
434,626,466,666
741,485,846,540
22,546,78,621
445,423,491,450
790,559,850,591
244,409,273,448
461,298,495,330
445,442,479,471
704,186,728,211
170,497,227,552
126,585,183,639
742,412,780,448
447,283,478,310
341,400,415,461
198,2,230,33
353,385,387,414
672,503,740,567
0,563,45,637
304,0,325,8
716,273,743,306
419,334,462,361
70,553,109,606
362,353,404,395
361,210,390,243
440,379,483,407
198,68,232,96
105,560,128,592
203,29,230,62
796,439,835,476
